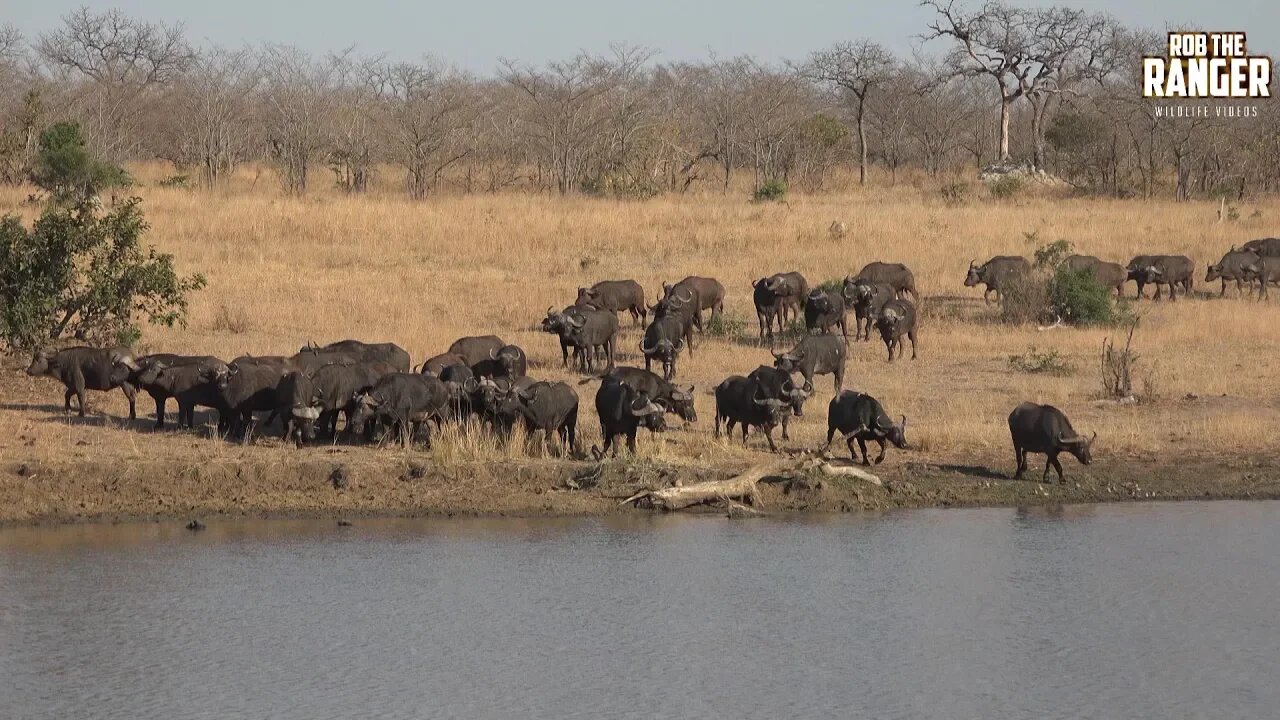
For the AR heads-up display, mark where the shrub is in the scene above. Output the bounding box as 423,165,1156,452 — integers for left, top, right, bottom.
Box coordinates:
1048,266,1118,326
988,175,1023,199
0,198,206,349
1008,346,1074,376
1101,319,1140,398
940,182,969,206
158,174,190,189
1033,239,1075,270
816,278,844,295
999,272,1051,325
29,122,131,205
753,178,787,202
704,312,747,340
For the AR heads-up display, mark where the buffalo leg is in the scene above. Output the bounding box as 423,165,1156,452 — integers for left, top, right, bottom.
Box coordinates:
1013,445,1026,479
72,370,88,417
908,329,918,360
1042,452,1059,483
763,426,778,453
152,393,166,428
845,437,858,461
64,387,76,413
780,415,790,441
625,429,638,455
122,383,137,421
874,439,886,465
857,437,870,465
834,364,844,392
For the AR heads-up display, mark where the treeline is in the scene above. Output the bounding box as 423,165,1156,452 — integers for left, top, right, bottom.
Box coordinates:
0,3,1277,200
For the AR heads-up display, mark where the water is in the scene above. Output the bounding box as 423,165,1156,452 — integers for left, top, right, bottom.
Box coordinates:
1,503,1278,720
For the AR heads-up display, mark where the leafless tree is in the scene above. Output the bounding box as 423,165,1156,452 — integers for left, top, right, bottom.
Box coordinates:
260,45,341,194
805,40,896,184
167,46,260,187
922,0,1035,164
370,60,475,199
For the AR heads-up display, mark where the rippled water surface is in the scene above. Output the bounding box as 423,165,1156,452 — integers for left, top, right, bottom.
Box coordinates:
2,502,1278,719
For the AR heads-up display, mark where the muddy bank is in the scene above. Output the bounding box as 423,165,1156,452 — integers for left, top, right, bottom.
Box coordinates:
2,451,1278,527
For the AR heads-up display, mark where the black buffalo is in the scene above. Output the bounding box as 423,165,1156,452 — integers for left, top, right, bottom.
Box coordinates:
1247,256,1280,298
498,381,580,456
854,262,919,302
419,352,469,375
1008,402,1096,483
965,256,1030,304
824,390,907,465
1130,255,1194,301
217,358,291,440
752,277,785,343
298,340,410,372
746,365,810,440
308,360,397,436
1241,237,1280,257
1064,255,1127,298
27,346,141,419
842,279,895,342
350,373,450,447
133,355,229,429
875,299,918,361
471,344,527,380
772,335,847,391
639,314,687,380
1205,248,1261,296
662,276,725,332
804,287,847,340
447,335,507,367
593,376,667,458
713,375,789,452
576,280,647,325
601,367,697,424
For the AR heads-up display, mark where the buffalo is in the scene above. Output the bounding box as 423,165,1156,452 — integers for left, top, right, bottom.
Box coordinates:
772,335,847,391
470,376,539,431
133,355,229,429
563,308,619,372
639,314,687,381
804,287,847,341
419,352,469,375
824,390,907,465
27,346,141,420
1241,237,1280,257
752,278,785,343
662,276,725,332
601,366,697,424
217,358,291,440
447,335,507,367
498,381,580,456
298,340,410,372
1206,248,1261,296
594,376,666,457
1247,256,1280,299
576,280,647,325
1131,255,1195,301
965,256,1030,304
276,371,322,446
350,373,450,447
308,361,397,436
747,365,810,440
648,289,700,356
713,374,789,452
842,278,895,342
759,272,808,324
875,299,918,361
1008,402,1096,483
854,262,919,302
1064,255,1128,298
471,344,527,381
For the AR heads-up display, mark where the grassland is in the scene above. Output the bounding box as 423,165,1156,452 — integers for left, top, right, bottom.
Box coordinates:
1,166,1278,524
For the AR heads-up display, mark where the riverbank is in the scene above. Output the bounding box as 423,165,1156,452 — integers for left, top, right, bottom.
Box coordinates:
3,449,1278,527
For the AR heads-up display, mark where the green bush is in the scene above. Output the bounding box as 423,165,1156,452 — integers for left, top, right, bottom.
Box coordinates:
753,178,788,202
704,312,747,340
29,122,131,206
0,198,206,349
1048,266,1118,326
1033,239,1075,270
988,175,1023,199
1008,346,1074,376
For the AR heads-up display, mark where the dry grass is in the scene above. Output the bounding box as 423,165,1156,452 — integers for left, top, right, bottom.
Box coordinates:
3,162,1280,479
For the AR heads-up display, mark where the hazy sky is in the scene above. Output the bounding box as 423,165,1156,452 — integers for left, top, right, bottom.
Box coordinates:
8,0,1277,73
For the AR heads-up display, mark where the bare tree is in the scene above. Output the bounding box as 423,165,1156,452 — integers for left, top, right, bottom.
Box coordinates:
167,46,260,187
501,46,652,194
370,60,475,199
922,0,1033,164
260,45,341,194
37,8,193,160
805,40,896,184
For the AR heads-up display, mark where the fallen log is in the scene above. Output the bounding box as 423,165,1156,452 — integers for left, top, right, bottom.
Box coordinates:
621,460,796,511
815,460,882,486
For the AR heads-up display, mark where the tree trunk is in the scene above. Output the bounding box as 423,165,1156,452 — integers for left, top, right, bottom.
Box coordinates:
856,98,868,185
998,95,1013,162
1029,97,1046,171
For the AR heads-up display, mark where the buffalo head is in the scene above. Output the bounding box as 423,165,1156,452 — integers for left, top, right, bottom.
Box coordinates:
1059,430,1097,465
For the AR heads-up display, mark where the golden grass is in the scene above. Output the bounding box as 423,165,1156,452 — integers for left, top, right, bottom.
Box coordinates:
3,163,1279,475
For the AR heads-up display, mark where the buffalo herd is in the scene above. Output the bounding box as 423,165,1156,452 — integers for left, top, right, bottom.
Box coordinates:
23,236,1279,483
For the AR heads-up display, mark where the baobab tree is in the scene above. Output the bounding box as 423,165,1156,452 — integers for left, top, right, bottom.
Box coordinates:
805,40,896,184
